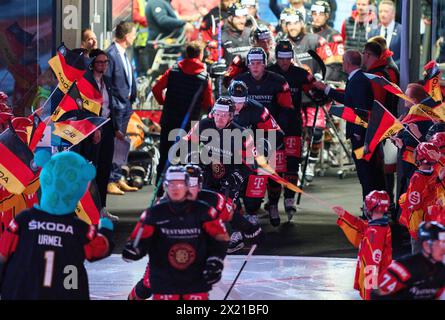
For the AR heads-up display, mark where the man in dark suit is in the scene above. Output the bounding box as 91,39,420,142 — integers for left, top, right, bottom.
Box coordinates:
313,50,386,201
368,0,402,66
105,21,139,195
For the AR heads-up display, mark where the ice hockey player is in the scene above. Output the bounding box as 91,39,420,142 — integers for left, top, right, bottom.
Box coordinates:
308,1,346,82
399,142,441,254
122,166,229,300
221,3,253,63
224,25,275,86
333,190,392,300
372,221,445,300
0,151,114,300
268,40,314,218
235,47,294,227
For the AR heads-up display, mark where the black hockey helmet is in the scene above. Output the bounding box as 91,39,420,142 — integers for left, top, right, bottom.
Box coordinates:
311,1,331,15
276,39,294,60
227,3,248,17
251,25,272,44
426,122,445,141
164,165,188,186
212,96,236,113
285,10,304,24
185,164,203,187
247,47,267,65
228,80,248,99
418,221,445,242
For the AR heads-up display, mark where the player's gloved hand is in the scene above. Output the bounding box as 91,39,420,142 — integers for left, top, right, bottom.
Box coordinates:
203,257,224,285
210,61,227,78
242,224,264,246
122,242,143,262
221,171,245,200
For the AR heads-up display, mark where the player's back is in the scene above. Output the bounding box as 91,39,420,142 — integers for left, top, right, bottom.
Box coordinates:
1,207,93,300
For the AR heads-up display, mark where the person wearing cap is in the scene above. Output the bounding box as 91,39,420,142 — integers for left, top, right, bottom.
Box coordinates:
372,221,445,300
221,3,253,63
309,0,346,82
333,190,392,300
223,24,275,87
123,165,229,300
268,40,314,217
235,47,295,227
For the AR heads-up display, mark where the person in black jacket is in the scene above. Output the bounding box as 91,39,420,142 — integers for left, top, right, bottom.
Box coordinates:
145,0,194,67
313,50,386,201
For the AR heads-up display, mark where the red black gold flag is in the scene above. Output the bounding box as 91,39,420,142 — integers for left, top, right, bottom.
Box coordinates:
53,116,108,146
354,101,404,161
51,82,83,122
0,126,37,194
76,75,103,116
27,113,47,152
49,44,86,92
364,73,416,104
75,180,102,225
423,60,443,103
329,105,369,128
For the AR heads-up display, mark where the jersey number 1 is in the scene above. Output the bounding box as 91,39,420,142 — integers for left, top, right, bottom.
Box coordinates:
43,250,55,287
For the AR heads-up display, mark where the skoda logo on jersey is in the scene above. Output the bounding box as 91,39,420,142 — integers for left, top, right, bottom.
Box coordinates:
29,220,74,234
168,243,196,270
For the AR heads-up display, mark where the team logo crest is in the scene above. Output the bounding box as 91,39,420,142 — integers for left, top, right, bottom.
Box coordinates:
168,243,196,270
212,163,226,179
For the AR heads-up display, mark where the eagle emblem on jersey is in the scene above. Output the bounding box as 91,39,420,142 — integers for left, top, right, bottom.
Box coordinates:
168,243,197,270
211,163,226,179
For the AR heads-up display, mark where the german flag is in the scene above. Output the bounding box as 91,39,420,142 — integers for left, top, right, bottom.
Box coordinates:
423,60,443,103
364,73,416,105
27,113,47,152
48,44,86,93
77,74,103,116
354,101,404,161
75,181,102,225
0,127,37,194
329,105,369,128
51,82,83,122
53,116,109,146
402,103,445,124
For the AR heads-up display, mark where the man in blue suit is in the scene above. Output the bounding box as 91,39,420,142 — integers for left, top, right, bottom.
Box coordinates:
105,21,139,198
368,0,402,66
313,50,386,201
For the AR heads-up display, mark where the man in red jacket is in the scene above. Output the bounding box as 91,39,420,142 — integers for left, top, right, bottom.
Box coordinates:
152,41,214,198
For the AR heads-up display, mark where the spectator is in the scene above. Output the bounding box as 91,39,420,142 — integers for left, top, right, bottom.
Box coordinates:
145,0,194,68
368,0,402,66
151,41,214,199
313,50,386,202
200,0,236,43
83,49,118,221
341,0,377,51
80,29,98,55
133,0,149,77
105,21,139,200
171,0,218,23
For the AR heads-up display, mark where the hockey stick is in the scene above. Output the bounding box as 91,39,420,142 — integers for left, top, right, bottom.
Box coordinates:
223,244,257,300
217,3,223,98
308,49,326,81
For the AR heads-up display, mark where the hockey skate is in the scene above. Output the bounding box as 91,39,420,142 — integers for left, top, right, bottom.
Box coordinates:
305,162,316,183
268,204,280,227
284,198,297,222
227,231,245,253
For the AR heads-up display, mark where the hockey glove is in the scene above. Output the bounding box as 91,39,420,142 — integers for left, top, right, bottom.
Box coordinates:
209,61,227,78
203,256,224,285
221,171,245,200
122,242,144,262
242,224,264,246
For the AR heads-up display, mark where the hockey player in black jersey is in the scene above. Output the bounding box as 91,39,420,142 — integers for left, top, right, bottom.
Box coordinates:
372,221,445,300
268,40,313,220
123,166,229,300
0,151,114,300
235,47,295,227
